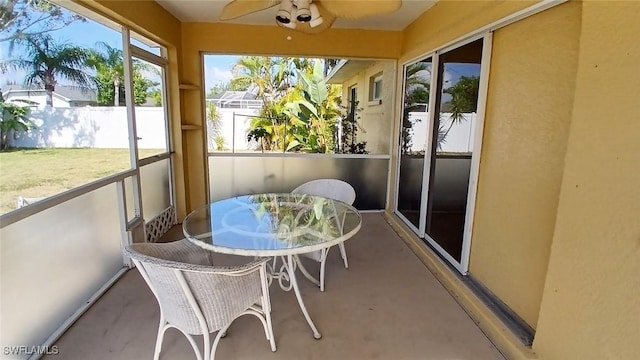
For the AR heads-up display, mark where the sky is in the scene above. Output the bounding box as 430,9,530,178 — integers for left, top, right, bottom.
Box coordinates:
0,3,239,92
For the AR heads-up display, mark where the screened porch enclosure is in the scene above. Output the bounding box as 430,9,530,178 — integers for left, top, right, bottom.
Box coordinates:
0,157,174,353
3,1,635,360
0,20,177,353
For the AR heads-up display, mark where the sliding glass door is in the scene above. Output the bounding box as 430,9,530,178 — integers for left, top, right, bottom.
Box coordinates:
396,57,433,230
395,36,491,273
425,38,483,264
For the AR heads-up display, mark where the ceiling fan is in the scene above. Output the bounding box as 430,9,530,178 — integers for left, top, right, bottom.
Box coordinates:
220,0,402,34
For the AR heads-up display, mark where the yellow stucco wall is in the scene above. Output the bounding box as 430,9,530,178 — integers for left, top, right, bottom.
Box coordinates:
469,1,581,328
401,0,537,62
532,1,640,358
81,0,181,48
339,61,396,154
390,0,544,209
390,0,560,328
179,23,402,212
182,23,402,59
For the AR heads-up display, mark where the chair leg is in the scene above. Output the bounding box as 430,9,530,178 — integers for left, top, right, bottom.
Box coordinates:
183,332,204,360
153,316,168,360
260,266,277,352
210,324,231,360
264,301,277,351
338,242,349,268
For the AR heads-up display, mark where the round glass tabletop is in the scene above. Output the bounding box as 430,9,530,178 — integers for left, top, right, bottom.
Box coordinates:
182,193,362,256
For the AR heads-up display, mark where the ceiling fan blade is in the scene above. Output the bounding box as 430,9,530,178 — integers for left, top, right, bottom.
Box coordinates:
220,0,281,21
320,0,402,19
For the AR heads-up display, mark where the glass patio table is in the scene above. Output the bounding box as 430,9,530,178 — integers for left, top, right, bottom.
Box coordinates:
182,193,362,339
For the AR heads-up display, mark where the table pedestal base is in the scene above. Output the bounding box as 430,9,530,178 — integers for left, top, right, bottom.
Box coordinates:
269,255,322,339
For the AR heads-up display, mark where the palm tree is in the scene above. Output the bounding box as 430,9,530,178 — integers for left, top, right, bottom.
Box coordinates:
88,41,124,106
4,34,94,107
206,101,224,150
401,61,431,154
0,98,34,150
440,75,479,142
231,57,341,153
323,58,341,77
230,56,293,106
444,75,479,121
231,56,295,151
88,42,159,106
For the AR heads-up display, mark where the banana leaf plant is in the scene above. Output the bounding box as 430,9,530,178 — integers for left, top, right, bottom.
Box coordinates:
0,99,35,150
283,60,341,153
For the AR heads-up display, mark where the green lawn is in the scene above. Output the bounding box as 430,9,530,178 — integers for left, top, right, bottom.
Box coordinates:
0,148,159,215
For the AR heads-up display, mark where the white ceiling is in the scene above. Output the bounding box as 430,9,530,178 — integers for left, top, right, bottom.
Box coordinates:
155,0,437,31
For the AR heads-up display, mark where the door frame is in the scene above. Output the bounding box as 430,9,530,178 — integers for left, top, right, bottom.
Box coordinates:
394,33,493,274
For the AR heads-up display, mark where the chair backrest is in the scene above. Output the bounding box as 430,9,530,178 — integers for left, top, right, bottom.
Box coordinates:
292,179,356,205
125,239,265,335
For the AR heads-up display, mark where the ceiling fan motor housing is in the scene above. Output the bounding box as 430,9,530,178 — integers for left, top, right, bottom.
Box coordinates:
295,0,312,22
276,0,294,24
276,0,323,28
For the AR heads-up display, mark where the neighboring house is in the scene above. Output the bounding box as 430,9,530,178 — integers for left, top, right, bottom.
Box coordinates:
1,85,97,108
326,59,396,154
207,90,262,109
205,91,263,151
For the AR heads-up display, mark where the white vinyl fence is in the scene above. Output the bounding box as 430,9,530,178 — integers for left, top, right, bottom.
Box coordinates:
208,108,261,152
9,107,166,149
407,112,477,153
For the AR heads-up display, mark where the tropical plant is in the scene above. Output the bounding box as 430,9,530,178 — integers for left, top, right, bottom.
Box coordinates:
230,56,292,106
132,69,158,105
88,41,124,106
232,56,299,152
206,81,246,97
3,34,94,107
88,42,158,106
207,82,227,97
230,57,342,153
401,61,431,154
206,101,225,151
0,99,34,150
323,58,341,77
149,89,162,106
249,86,313,152
247,126,270,152
282,60,341,153
445,75,479,118
436,122,448,151
440,75,479,143
336,99,368,154
1,0,86,44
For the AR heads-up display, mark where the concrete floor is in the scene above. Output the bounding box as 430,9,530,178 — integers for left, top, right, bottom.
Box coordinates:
46,213,505,360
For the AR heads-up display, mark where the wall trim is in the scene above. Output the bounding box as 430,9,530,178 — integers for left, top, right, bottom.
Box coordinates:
384,211,539,360
30,268,129,360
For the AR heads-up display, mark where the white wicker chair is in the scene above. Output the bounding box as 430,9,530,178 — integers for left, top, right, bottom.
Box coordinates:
125,239,276,360
291,178,356,292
